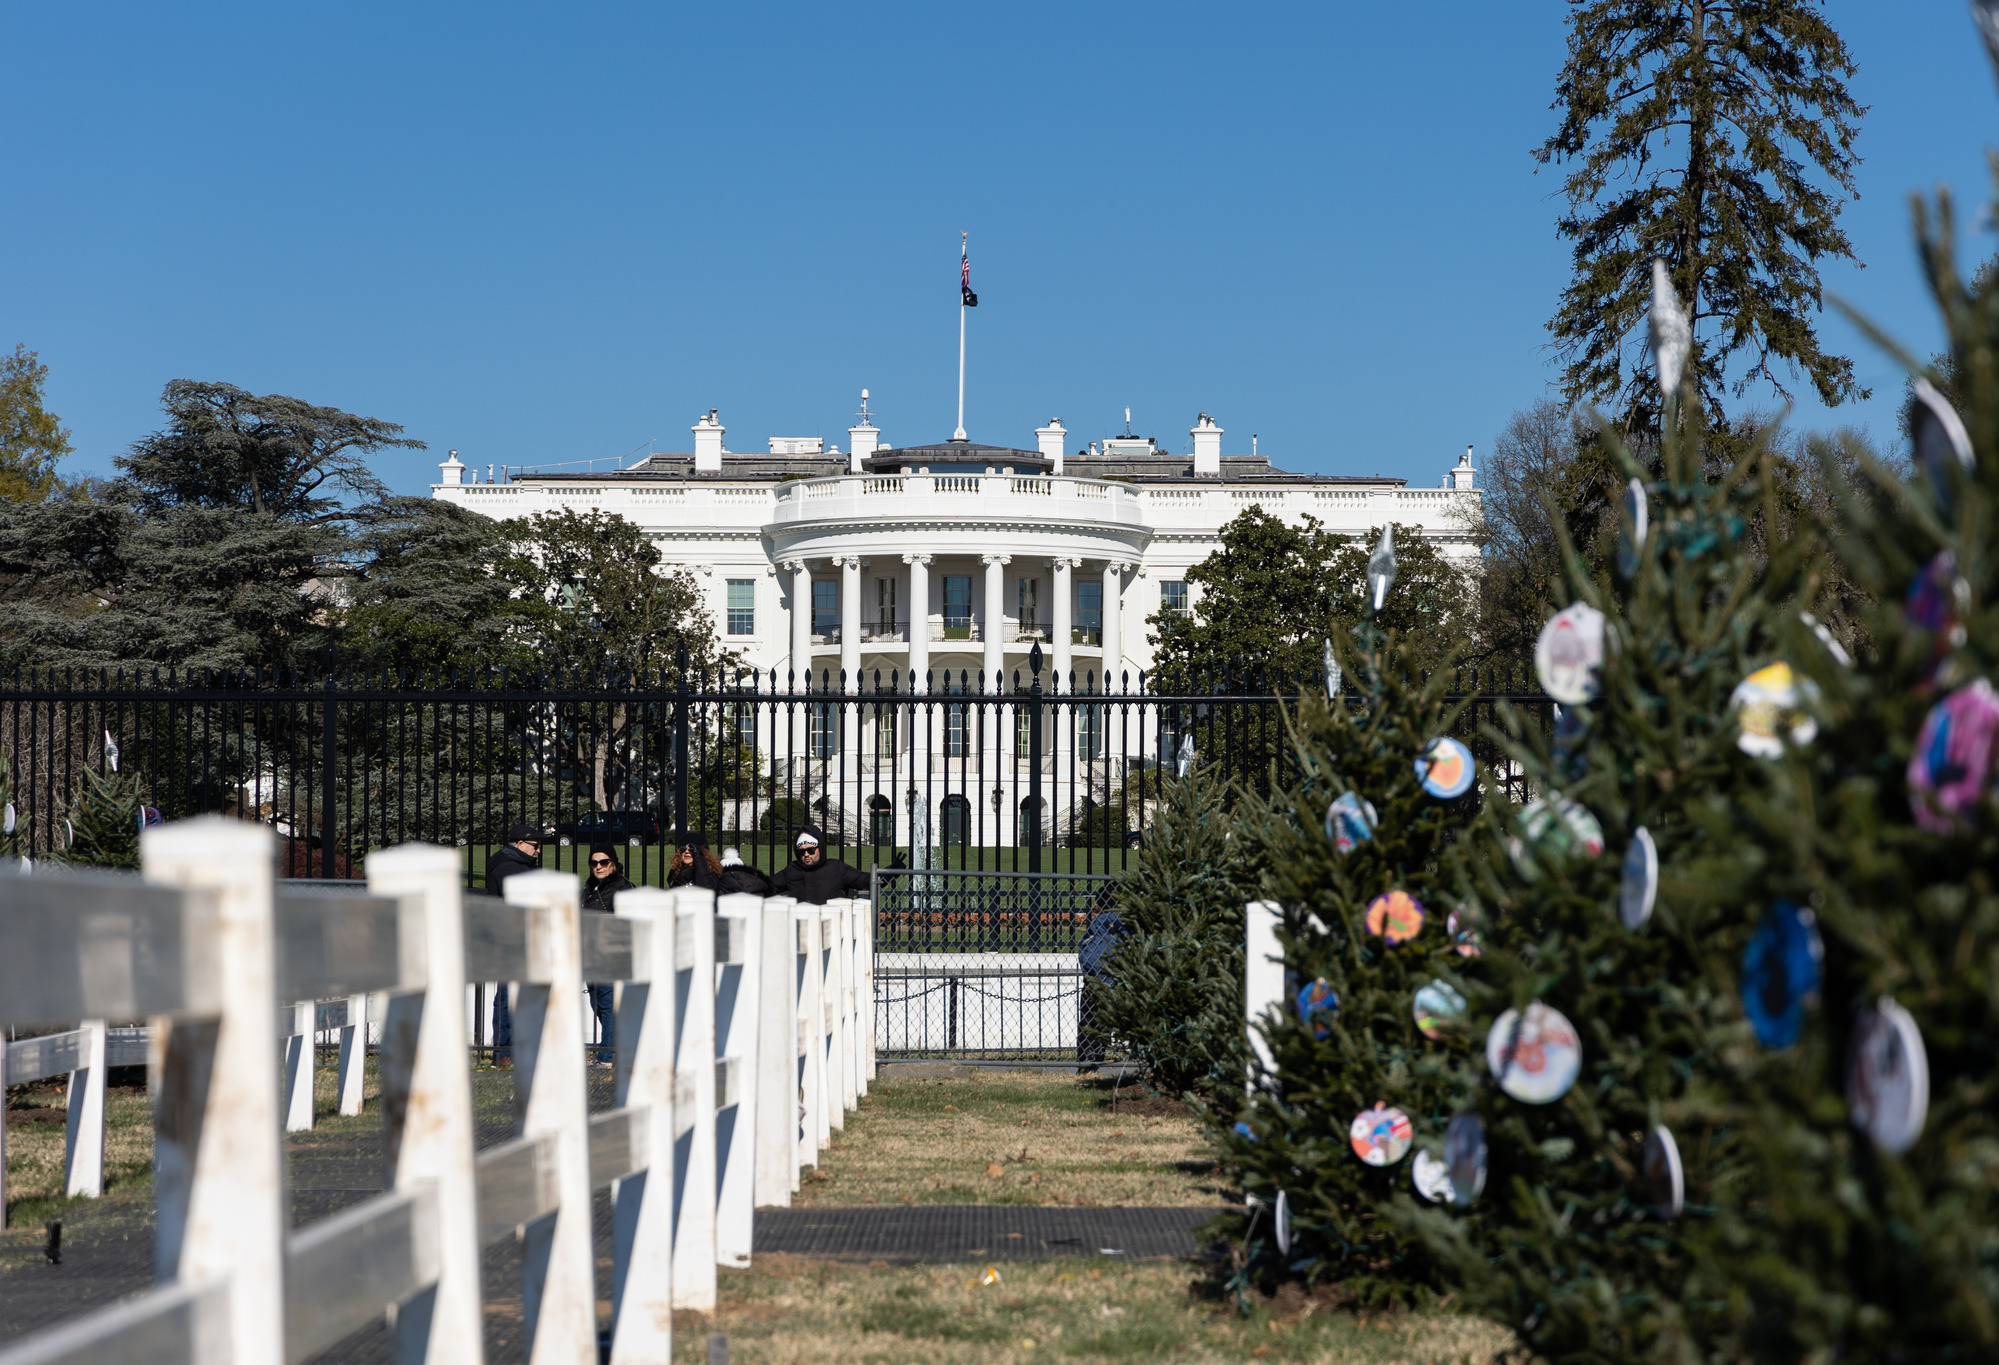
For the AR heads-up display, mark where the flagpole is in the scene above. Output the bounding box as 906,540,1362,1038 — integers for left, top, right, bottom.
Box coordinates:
954,232,968,441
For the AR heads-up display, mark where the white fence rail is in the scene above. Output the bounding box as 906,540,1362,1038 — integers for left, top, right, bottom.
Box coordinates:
0,818,873,1365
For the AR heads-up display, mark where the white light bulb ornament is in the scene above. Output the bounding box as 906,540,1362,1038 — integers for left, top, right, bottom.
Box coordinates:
1366,525,1397,615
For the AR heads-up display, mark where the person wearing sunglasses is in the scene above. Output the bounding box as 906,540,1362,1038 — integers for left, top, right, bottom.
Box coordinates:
580,844,632,1064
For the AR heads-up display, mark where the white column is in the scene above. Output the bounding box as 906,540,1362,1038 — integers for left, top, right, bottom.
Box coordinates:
1049,558,1076,695
787,560,813,692
982,554,1009,793
980,554,1008,691
838,557,863,692
903,553,931,693
1101,562,1124,693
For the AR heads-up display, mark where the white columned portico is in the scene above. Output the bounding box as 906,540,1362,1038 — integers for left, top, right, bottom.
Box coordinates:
838,556,863,691
1101,562,1124,693
980,555,1009,692
903,554,931,693
1049,557,1077,694
786,560,812,692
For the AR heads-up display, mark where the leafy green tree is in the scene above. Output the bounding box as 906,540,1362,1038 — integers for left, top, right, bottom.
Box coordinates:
1086,771,1259,1101
0,345,71,503
1216,624,1488,1308
1149,508,1478,688
1540,0,1865,424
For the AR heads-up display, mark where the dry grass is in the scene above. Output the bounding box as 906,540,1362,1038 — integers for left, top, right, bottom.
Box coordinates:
2,1081,154,1229
794,1070,1231,1208
673,1256,1512,1364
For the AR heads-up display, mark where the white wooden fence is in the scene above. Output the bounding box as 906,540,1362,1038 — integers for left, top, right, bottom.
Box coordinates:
0,818,874,1365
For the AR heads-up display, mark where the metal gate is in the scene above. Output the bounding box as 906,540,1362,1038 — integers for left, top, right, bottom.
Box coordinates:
871,868,1116,1064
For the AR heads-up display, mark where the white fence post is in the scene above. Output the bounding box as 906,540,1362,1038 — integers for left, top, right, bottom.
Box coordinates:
714,892,761,1268
609,887,676,1364
822,902,850,1130
284,1000,317,1132
852,899,872,1094
753,897,797,1207
670,887,717,1311
796,907,824,1172
63,1019,107,1200
370,844,484,1365
337,991,368,1117
506,869,596,1365
143,816,288,1365
1244,899,1284,1080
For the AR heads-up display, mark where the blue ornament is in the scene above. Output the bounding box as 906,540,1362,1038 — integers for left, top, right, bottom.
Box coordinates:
1295,978,1339,1039
1741,900,1824,1048
1233,1121,1259,1143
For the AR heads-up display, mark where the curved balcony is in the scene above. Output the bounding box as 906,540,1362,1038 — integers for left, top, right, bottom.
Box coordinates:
768,472,1151,561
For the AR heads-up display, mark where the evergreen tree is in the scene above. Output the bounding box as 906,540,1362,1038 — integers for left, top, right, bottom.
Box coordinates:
63,739,143,869
1403,272,1835,1362
1540,0,1865,427
1215,609,1491,1308
1085,771,1259,1101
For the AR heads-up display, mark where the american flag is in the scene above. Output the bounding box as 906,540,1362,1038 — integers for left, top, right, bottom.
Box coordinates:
960,238,978,307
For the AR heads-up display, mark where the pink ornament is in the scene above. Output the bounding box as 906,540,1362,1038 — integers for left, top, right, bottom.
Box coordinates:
1908,678,1999,833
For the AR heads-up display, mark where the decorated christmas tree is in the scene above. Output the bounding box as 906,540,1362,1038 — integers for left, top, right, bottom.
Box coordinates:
1084,769,1260,1102
1216,568,1495,1308
1399,266,1841,1362
63,731,144,869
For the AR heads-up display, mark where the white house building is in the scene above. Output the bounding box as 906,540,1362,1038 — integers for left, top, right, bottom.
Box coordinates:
431,400,1480,698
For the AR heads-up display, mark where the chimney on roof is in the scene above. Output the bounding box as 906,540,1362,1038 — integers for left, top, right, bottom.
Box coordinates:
848,388,880,473
1036,418,1067,474
438,449,466,486
1451,444,1476,490
1191,413,1222,477
693,410,725,474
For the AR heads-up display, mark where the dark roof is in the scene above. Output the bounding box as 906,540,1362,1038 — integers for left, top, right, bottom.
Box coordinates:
1060,453,1402,486
861,440,1049,473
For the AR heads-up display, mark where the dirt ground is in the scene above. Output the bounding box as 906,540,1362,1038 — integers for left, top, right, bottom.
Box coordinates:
794,1068,1234,1208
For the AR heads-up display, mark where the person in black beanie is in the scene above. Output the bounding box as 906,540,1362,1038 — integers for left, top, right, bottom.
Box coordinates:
770,823,868,905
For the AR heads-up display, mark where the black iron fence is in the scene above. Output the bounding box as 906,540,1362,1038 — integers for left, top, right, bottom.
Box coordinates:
0,658,1551,886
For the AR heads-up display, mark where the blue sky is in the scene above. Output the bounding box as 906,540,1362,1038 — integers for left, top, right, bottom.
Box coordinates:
4,3,1996,496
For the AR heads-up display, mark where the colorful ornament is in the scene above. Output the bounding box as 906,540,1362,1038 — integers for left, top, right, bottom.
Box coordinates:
1741,900,1823,1049
1731,662,1818,757
1365,890,1425,944
141,806,164,829
1413,980,1467,1039
1618,827,1658,930
1508,797,1605,876
1535,603,1607,705
1446,909,1481,958
1907,678,1999,834
1233,1121,1258,1143
1643,1125,1684,1219
1325,792,1376,854
1485,1002,1583,1105
1414,737,1476,799
1412,1149,1452,1203
1349,1103,1414,1166
1617,477,1648,580
1444,1113,1486,1206
1846,997,1929,1155
1295,978,1339,1039
1904,550,1968,685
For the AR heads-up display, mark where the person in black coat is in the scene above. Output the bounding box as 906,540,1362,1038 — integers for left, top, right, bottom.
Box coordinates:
769,823,869,905
581,844,632,1062
715,846,773,898
667,840,723,890
483,824,544,1065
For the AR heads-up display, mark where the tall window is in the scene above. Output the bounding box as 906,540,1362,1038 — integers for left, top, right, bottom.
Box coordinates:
941,794,971,847
946,700,969,757
876,578,897,635
868,794,893,846
1017,577,1039,634
809,702,838,759
942,576,972,636
1016,706,1035,755
1159,580,1188,619
1077,703,1103,759
812,580,838,638
1076,581,1103,644
875,706,897,760
726,579,755,636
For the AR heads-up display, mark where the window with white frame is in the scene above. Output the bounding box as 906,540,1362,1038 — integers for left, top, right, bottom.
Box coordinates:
1159,580,1188,618
726,579,755,635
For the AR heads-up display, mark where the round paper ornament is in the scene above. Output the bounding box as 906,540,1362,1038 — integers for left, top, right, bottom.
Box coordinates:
1413,980,1467,1039
1616,477,1649,580
1485,1002,1583,1105
1444,1113,1486,1205
1731,662,1819,757
1643,1125,1684,1219
63,818,73,848
1741,900,1823,1049
3,803,13,835
1274,1189,1292,1255
1618,827,1658,930
1412,1149,1452,1203
1349,1103,1414,1166
1295,978,1339,1039
1325,792,1377,854
1445,909,1481,958
1910,377,1975,505
141,805,164,830
1414,737,1476,799
1365,890,1425,944
1232,1121,1258,1143
1508,798,1605,876
1907,678,1999,834
1535,603,1607,705
1846,997,1930,1155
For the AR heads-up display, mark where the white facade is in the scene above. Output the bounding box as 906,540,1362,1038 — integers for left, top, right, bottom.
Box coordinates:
432,412,1480,695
